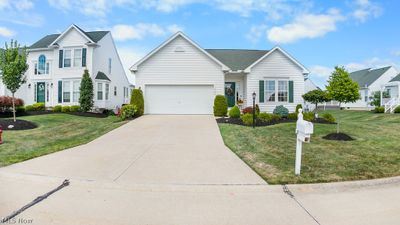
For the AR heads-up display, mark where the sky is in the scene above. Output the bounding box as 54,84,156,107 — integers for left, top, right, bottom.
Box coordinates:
0,0,399,87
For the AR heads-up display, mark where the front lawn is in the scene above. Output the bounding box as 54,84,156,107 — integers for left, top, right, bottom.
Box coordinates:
0,114,127,167
218,110,400,184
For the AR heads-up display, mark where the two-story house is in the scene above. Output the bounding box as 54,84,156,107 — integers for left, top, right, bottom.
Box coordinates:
10,24,131,110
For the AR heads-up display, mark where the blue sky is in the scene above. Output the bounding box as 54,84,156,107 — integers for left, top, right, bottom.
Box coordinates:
0,0,399,87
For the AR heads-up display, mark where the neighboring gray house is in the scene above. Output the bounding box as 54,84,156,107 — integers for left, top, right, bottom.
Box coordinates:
344,66,398,110
131,32,309,114
383,73,400,112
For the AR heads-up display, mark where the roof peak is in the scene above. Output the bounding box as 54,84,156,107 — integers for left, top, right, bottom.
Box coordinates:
205,48,269,51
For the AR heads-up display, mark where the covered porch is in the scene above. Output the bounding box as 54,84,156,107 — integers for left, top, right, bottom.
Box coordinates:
224,72,247,109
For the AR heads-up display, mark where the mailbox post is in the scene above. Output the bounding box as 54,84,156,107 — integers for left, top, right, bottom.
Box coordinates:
295,109,313,175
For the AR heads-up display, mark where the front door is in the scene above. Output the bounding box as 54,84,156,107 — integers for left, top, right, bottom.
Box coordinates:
36,82,45,103
225,82,236,107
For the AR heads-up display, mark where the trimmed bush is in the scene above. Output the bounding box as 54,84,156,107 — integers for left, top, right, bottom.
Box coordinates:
61,106,70,113
273,105,289,118
120,104,137,120
374,106,384,113
258,113,280,123
228,105,240,118
130,89,144,116
16,106,25,113
241,113,254,126
213,95,228,117
288,113,297,120
25,105,33,111
0,96,24,112
303,112,315,122
53,105,62,112
70,105,81,112
242,106,253,114
32,103,45,111
322,113,336,123
255,104,260,115
394,106,400,113
295,104,302,113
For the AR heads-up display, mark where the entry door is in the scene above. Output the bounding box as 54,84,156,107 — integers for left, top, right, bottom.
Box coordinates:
225,82,236,107
36,82,46,103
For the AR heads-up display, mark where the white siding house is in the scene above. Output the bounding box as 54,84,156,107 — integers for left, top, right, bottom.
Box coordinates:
4,24,131,110
131,32,309,114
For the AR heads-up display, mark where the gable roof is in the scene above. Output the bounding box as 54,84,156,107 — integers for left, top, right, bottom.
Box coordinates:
29,25,109,49
130,32,229,71
205,49,269,71
244,46,309,74
350,66,391,88
95,71,111,81
389,73,400,82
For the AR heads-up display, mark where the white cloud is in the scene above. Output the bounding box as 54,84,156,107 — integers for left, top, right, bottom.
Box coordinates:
14,0,33,10
267,8,345,44
245,24,267,43
0,0,10,9
352,0,382,23
0,0,43,27
309,65,333,79
117,46,146,85
111,23,181,41
392,50,400,57
0,26,15,37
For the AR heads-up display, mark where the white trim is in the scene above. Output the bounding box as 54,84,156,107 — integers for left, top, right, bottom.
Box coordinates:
130,32,230,71
244,46,310,74
49,24,94,47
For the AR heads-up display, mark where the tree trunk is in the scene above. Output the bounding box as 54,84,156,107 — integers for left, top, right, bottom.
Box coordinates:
12,92,16,122
315,103,318,112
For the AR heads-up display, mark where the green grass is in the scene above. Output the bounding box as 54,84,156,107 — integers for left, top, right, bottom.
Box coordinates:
0,114,127,167
218,110,400,184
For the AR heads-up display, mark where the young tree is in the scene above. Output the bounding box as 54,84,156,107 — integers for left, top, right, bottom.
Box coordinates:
369,91,390,107
79,69,94,112
302,89,330,111
326,66,361,107
0,40,28,122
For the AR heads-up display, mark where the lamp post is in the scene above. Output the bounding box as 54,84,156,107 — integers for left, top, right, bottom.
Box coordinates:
252,92,256,128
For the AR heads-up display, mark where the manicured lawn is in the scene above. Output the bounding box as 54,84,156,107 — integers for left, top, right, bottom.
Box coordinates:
219,110,400,184
0,114,127,167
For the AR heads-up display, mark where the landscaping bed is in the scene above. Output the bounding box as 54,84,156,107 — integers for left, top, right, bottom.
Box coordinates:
66,112,108,118
323,132,354,141
0,119,37,130
216,117,334,127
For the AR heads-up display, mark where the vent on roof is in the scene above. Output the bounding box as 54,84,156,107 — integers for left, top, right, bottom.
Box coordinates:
174,46,185,52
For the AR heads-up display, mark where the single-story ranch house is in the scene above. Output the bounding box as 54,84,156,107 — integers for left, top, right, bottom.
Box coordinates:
131,32,309,114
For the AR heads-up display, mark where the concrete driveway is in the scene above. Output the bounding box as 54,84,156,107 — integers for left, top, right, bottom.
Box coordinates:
0,115,399,225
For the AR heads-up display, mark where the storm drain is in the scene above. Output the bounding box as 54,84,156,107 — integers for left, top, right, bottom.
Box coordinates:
1,179,70,223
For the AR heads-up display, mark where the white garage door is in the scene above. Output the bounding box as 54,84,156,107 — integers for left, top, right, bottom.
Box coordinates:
145,85,214,114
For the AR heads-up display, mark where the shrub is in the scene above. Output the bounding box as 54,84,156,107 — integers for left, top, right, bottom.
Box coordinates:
120,104,137,120
322,113,336,123
303,112,315,122
25,105,33,111
395,106,400,113
32,103,45,111
213,95,228,117
288,113,297,120
295,104,302,113
273,105,289,118
255,104,260,115
16,106,25,113
61,106,70,113
53,105,62,112
258,113,280,123
79,69,94,112
241,113,254,126
70,105,81,112
228,105,240,118
0,96,24,111
131,89,144,116
242,106,253,114
374,106,384,113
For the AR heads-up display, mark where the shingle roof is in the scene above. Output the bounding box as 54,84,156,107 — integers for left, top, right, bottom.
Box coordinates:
205,49,269,71
390,73,400,82
95,71,111,81
350,66,391,88
29,26,109,49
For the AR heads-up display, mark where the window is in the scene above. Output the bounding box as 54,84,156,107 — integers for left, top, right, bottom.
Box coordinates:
105,83,109,100
63,81,71,102
114,86,117,96
64,50,71,67
34,63,38,75
74,49,82,67
97,83,103,100
364,90,368,102
38,55,46,74
73,80,80,102
108,58,112,74
265,80,275,102
278,80,288,102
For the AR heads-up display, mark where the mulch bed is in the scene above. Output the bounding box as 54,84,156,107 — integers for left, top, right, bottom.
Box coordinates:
323,133,355,141
0,111,109,118
0,119,38,130
66,112,109,118
216,117,334,127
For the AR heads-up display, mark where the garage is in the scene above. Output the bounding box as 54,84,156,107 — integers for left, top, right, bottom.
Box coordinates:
145,85,214,114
